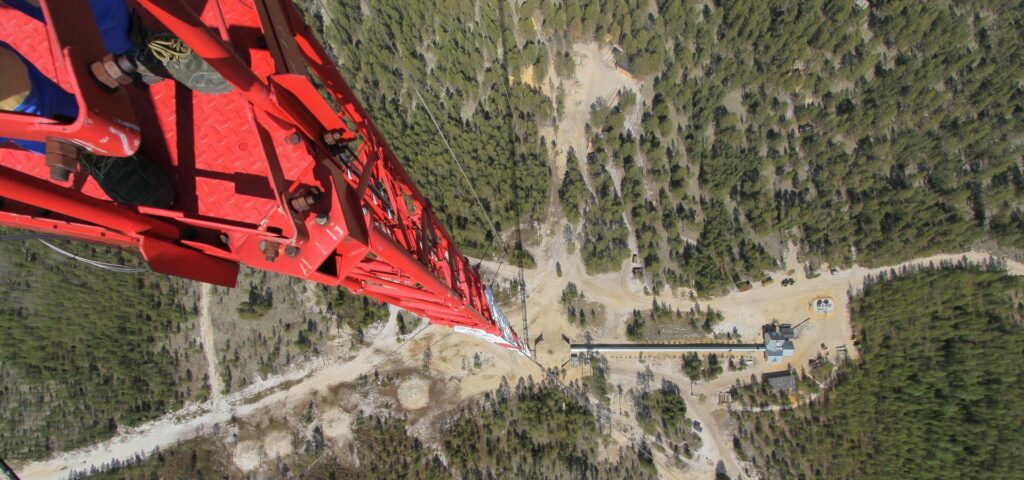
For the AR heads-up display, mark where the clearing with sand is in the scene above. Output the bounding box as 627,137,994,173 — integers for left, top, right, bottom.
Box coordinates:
541,42,641,180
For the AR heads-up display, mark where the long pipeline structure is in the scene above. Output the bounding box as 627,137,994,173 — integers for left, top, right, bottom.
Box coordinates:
570,343,767,355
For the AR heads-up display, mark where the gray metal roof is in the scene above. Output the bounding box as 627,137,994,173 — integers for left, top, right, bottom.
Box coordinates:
763,371,797,391
764,331,796,362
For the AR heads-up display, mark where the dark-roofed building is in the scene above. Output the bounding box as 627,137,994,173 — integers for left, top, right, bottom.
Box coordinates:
763,371,797,392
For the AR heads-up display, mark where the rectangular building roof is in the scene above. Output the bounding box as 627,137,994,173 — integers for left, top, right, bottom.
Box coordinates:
763,371,797,392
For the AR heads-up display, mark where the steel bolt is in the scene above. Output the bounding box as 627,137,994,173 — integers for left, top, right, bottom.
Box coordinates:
315,212,330,226
259,240,279,262
90,53,134,90
48,164,71,182
45,140,79,182
290,193,317,212
284,245,300,257
285,133,301,145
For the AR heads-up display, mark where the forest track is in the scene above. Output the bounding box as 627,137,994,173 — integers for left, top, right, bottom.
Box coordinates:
198,284,225,406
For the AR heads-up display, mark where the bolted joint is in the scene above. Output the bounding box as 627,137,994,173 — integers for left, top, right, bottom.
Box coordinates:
289,187,322,213
314,212,330,226
45,140,80,182
259,240,280,262
90,53,136,90
284,245,300,257
289,194,315,213
323,130,344,145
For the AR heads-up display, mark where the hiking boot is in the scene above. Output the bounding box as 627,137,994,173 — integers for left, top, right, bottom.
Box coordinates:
128,11,233,94
79,153,175,208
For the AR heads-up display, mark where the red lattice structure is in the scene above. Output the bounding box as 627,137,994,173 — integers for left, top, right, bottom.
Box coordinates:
0,0,528,353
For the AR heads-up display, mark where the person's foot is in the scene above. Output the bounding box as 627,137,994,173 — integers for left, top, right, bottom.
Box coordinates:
79,153,175,208
128,12,233,94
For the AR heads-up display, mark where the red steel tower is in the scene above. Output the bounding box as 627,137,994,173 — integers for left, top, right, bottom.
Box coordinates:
0,0,528,353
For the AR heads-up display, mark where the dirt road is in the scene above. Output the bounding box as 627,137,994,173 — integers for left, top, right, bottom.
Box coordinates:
198,284,225,405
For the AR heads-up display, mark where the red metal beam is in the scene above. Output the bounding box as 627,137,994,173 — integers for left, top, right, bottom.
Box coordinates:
0,164,178,239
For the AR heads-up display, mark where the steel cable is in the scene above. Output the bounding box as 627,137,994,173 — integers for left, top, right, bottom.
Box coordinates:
312,0,514,280
0,233,149,273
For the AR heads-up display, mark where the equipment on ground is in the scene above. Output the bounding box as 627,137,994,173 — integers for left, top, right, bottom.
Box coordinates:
0,0,528,354
791,317,811,332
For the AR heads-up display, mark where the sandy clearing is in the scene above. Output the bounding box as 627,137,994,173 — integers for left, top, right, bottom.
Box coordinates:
232,440,261,473
396,376,430,410
547,42,640,181
518,64,537,88
320,408,354,447
602,362,752,479
263,431,294,460
722,89,745,118
411,325,541,402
